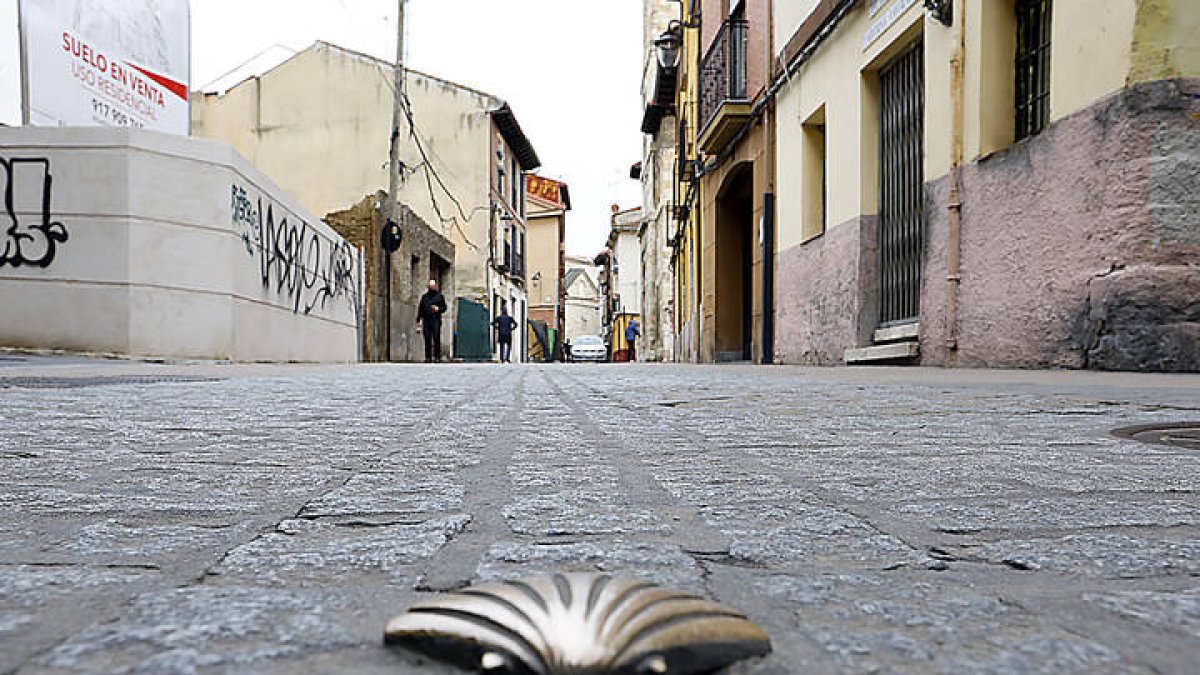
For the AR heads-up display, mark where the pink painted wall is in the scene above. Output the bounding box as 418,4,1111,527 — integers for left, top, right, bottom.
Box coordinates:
921,79,1200,371
774,216,877,365
772,78,1200,371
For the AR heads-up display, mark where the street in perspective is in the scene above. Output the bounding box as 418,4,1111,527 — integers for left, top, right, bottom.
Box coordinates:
1,359,1199,673
1,0,1198,673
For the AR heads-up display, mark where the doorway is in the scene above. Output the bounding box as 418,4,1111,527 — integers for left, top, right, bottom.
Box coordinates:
878,41,925,326
715,163,754,362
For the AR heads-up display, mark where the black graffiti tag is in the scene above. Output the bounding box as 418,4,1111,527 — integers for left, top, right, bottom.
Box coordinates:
1,158,69,268
231,184,358,316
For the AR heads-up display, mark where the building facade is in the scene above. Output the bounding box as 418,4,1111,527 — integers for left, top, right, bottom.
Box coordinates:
603,207,645,360
563,256,604,344
487,106,540,362
525,175,571,359
191,41,541,362
772,0,1199,371
638,0,680,362
324,195,454,363
696,0,776,363
665,0,777,363
670,0,704,363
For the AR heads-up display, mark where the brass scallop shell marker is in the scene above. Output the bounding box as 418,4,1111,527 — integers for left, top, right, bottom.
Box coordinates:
384,572,771,674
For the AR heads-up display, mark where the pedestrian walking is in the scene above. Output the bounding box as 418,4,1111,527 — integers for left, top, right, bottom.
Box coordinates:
625,317,641,362
493,307,518,363
417,279,447,363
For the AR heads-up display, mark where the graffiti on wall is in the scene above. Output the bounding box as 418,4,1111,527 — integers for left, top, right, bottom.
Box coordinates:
1,158,70,268
230,184,358,316
230,184,260,255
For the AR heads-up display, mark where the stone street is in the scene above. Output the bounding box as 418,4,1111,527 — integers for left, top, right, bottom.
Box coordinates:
1,357,1198,674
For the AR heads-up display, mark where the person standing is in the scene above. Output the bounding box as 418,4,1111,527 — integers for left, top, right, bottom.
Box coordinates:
417,279,447,363
493,307,518,363
625,317,641,362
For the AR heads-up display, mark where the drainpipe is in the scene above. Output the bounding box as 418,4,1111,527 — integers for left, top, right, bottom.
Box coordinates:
945,0,966,353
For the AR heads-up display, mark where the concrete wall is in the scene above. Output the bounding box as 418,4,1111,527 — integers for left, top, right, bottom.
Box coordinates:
0,127,360,362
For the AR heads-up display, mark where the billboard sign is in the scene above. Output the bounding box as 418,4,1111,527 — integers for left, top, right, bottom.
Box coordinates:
19,0,190,134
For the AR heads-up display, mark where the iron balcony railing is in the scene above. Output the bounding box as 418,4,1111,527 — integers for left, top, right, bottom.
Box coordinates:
699,16,749,133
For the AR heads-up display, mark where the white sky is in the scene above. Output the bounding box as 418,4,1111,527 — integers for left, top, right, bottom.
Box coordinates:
0,0,645,256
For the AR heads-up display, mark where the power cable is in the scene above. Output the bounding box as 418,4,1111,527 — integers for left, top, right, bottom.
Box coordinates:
375,62,485,250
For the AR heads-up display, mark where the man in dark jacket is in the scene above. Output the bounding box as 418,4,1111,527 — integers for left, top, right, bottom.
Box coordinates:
417,280,447,363
625,317,641,362
493,307,518,363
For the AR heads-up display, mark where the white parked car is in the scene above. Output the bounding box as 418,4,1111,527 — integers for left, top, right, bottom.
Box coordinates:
569,335,608,362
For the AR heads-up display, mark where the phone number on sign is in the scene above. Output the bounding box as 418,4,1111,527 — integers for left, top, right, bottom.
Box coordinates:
91,98,145,129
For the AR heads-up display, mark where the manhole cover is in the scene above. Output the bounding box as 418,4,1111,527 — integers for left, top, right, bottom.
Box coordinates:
0,376,221,389
1113,423,1200,450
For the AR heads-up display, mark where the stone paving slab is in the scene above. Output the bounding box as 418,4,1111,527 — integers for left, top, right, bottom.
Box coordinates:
0,358,1198,674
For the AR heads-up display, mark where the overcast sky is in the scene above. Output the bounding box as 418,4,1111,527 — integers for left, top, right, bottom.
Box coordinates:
0,0,648,254
0,0,646,256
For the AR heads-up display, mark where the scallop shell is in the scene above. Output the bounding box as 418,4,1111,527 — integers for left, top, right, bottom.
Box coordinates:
384,572,771,674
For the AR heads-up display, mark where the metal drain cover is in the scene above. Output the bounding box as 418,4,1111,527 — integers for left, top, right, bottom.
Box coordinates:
384,572,771,674
1113,423,1200,450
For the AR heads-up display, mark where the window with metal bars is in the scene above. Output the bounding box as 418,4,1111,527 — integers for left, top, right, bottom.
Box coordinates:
1015,0,1052,140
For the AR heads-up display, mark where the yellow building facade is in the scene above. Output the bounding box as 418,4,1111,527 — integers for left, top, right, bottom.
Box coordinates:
771,0,1200,371
670,0,704,363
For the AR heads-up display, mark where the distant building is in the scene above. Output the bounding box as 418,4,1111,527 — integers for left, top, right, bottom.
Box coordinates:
525,175,571,359
562,260,603,344
637,0,679,362
604,206,644,360
191,41,541,362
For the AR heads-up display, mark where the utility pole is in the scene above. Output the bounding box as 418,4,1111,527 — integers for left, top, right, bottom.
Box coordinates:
388,0,406,220
384,0,406,361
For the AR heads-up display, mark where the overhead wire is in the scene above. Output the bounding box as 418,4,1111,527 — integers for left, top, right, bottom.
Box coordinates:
375,62,485,251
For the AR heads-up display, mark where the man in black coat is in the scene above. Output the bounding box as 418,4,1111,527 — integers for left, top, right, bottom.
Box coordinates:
493,307,518,363
417,280,447,363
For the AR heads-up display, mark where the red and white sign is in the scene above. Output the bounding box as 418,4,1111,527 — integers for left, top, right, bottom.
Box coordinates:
20,0,190,135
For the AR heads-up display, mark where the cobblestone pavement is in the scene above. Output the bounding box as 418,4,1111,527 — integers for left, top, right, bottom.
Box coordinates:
1,358,1199,674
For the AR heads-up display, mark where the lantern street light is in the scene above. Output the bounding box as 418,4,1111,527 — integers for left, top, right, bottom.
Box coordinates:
654,22,682,70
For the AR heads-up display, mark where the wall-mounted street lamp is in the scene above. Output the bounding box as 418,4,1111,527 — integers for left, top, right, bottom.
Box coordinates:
924,0,952,26
654,22,682,70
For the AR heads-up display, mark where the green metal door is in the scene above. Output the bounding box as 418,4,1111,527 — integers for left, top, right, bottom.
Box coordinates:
454,298,491,361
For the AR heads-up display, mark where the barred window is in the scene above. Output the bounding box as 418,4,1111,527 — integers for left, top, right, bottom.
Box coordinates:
1015,0,1052,140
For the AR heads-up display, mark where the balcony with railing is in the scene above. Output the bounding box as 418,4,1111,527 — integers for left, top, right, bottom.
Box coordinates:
698,16,752,153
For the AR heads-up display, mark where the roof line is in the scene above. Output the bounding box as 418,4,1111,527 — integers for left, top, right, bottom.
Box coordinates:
202,40,507,105
490,102,541,170
312,41,503,102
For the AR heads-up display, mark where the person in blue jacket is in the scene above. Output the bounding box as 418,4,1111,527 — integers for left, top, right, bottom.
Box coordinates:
493,307,518,363
625,317,641,362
